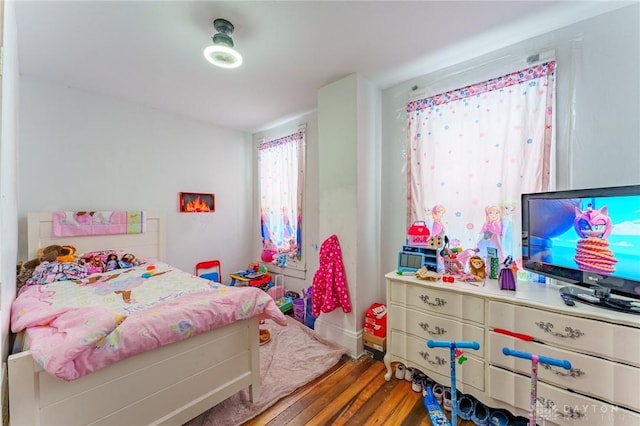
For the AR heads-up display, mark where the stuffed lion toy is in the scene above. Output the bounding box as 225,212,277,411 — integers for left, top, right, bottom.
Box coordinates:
468,255,487,280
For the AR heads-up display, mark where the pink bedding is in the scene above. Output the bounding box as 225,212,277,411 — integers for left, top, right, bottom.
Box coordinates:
10,262,287,381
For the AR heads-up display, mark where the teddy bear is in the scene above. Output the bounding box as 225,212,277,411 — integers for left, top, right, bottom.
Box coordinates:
16,244,75,288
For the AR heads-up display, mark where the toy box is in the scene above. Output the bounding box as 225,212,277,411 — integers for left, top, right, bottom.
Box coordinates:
275,296,293,314
407,221,430,247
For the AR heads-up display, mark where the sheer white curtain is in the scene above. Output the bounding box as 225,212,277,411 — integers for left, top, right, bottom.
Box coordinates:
259,131,305,268
407,61,556,264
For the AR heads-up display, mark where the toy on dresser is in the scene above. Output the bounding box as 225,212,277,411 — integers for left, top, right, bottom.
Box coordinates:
397,222,443,274
498,256,517,291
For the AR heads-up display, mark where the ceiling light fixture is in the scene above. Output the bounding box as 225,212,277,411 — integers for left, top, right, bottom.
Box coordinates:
203,18,243,69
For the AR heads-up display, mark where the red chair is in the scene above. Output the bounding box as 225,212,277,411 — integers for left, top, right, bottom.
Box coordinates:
195,260,222,283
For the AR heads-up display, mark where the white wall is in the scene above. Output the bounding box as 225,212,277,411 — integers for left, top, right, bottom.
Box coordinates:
380,4,640,285
312,74,382,356
17,77,255,276
1,0,20,420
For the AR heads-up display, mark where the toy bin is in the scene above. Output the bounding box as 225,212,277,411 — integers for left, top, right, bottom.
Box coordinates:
293,298,305,323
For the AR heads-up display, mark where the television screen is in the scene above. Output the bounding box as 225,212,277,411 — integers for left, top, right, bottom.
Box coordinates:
521,185,640,303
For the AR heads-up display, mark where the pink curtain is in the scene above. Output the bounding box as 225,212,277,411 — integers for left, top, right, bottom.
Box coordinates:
406,61,555,263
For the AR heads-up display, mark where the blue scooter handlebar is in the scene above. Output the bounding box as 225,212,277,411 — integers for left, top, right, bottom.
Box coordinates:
502,347,572,369
427,340,480,350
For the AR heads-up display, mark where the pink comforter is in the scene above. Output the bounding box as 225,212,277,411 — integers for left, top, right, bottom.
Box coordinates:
11,262,287,381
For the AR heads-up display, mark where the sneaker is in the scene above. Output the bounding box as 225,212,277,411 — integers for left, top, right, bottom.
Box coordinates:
457,394,475,421
489,409,510,426
395,363,405,380
411,373,423,393
471,400,490,426
442,387,452,411
404,366,414,382
421,376,435,397
432,384,444,405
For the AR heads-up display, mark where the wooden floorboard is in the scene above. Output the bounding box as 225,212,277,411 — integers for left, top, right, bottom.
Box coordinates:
242,356,489,426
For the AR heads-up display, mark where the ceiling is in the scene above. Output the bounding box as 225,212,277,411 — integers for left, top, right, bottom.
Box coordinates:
13,1,632,133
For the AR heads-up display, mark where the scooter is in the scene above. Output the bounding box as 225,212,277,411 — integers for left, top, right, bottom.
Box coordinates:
425,339,480,426
502,348,572,426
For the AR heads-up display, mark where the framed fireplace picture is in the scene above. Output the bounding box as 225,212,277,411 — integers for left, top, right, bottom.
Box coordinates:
179,192,215,213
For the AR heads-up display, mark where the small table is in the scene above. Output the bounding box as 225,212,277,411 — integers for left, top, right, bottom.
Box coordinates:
229,272,272,288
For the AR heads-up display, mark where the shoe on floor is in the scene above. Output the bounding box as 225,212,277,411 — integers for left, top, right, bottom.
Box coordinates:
442,387,452,411
432,384,444,405
421,375,434,397
471,400,490,426
404,367,414,381
395,363,405,380
457,394,475,421
411,372,423,393
489,409,510,426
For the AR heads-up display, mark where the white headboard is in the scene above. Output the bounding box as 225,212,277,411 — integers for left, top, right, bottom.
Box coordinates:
27,212,166,261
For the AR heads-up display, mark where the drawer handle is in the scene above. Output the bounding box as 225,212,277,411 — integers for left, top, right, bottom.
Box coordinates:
419,294,447,307
537,397,585,420
540,363,585,378
419,322,447,336
535,321,584,339
418,351,447,366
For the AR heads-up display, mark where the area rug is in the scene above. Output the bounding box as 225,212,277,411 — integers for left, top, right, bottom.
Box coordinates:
184,316,347,426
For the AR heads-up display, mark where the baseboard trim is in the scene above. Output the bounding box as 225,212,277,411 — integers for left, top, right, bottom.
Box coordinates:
313,317,362,358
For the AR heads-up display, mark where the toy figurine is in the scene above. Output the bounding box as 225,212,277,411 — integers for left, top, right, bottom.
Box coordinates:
499,256,516,291
468,256,487,281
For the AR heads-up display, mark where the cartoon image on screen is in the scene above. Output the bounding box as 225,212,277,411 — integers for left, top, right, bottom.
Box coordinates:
529,195,640,285
573,205,617,274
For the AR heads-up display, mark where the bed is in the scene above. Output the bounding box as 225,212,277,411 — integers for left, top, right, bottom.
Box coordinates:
8,212,285,426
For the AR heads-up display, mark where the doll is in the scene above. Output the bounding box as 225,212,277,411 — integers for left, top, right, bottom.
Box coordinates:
105,253,120,272
88,255,105,274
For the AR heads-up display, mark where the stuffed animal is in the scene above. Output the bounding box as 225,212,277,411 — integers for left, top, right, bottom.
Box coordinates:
468,256,487,280
56,245,77,263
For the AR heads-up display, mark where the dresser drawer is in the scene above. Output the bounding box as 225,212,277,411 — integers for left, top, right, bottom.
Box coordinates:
389,305,485,357
390,330,484,391
489,366,640,426
390,282,484,323
488,331,640,412
487,301,640,366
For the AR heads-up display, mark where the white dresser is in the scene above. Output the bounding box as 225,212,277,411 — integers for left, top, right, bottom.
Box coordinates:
384,272,640,425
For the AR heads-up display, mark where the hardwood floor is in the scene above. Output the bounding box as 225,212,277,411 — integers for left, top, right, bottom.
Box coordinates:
243,355,482,426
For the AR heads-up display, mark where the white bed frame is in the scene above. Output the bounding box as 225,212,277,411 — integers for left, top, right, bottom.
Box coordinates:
8,212,261,426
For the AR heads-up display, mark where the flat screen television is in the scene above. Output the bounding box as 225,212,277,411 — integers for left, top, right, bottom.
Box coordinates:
521,185,640,314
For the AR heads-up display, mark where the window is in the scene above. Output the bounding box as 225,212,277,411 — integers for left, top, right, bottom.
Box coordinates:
258,130,305,268
406,61,556,264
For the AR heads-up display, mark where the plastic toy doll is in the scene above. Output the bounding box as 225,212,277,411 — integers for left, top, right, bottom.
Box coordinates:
105,253,120,272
